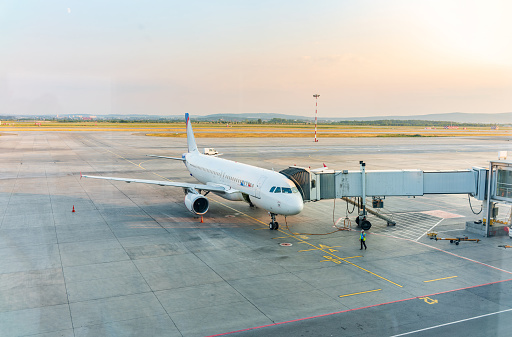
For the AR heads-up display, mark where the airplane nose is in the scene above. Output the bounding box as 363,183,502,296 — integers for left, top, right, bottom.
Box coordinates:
289,194,304,215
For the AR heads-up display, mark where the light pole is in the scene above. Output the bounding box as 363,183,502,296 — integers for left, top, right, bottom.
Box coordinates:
313,94,320,142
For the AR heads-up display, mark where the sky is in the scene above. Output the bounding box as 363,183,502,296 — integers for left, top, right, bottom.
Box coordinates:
1,0,511,118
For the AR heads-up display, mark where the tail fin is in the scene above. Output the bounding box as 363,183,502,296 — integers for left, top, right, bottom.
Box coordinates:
185,113,199,153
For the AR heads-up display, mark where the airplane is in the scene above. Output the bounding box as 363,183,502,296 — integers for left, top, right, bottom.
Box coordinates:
82,113,304,230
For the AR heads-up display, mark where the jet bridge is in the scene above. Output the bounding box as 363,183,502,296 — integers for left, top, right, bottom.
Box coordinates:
280,159,512,236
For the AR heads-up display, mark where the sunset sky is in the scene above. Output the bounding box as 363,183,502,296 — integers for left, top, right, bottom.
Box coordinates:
1,1,511,117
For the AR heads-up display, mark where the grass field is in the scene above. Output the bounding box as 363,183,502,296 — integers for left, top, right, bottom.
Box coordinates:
1,121,510,137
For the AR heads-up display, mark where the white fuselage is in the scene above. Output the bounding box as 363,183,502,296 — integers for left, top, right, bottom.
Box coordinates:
184,152,303,216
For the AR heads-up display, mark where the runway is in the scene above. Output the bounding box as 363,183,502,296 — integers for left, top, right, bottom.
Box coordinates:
0,132,511,336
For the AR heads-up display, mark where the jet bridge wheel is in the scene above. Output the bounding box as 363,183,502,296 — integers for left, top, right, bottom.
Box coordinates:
361,220,372,231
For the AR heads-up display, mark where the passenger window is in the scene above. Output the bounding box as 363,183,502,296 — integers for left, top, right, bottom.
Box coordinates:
282,188,292,193
274,187,281,193
269,186,275,193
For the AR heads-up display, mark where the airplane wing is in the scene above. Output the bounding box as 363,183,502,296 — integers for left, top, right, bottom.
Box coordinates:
81,175,227,192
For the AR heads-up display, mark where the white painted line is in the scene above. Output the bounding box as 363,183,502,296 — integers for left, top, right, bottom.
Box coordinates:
387,223,432,231
418,242,512,274
386,226,436,240
391,308,512,336
373,230,512,275
435,228,468,233
385,228,419,236
415,219,444,242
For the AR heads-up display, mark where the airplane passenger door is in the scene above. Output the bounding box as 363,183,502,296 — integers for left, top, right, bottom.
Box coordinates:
255,176,267,198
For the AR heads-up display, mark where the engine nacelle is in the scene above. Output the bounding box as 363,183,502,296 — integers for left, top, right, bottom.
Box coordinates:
184,193,209,215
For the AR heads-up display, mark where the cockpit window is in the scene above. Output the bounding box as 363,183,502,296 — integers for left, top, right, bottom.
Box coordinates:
270,186,298,194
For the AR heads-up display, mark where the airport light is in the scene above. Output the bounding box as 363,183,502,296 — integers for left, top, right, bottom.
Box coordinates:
313,94,320,142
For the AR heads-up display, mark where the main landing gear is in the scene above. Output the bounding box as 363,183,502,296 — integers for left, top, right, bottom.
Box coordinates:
269,213,279,230
242,193,255,207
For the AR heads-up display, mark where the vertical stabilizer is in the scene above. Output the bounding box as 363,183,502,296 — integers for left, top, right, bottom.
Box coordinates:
185,113,199,153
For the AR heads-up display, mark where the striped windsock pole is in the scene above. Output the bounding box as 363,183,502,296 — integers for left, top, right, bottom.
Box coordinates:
313,94,320,142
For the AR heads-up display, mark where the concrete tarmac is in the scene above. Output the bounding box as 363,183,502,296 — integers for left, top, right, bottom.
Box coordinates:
0,132,511,337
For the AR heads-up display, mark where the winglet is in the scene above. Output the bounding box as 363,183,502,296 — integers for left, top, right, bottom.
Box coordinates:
185,113,199,153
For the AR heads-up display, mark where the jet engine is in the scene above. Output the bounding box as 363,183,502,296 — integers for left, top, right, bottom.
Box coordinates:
184,192,209,215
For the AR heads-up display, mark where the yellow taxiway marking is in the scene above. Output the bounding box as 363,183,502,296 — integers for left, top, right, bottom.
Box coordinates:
320,255,343,264
220,199,404,287
273,234,309,240
212,201,404,288
418,296,438,304
103,148,141,168
299,244,341,253
138,159,158,169
339,289,382,298
87,139,403,288
424,276,458,283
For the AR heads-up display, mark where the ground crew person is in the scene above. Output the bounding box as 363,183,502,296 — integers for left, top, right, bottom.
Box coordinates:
360,230,367,250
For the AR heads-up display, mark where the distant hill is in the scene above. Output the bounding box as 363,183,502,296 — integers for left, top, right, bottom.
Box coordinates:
336,112,511,124
2,112,510,124
197,113,308,121
197,112,511,124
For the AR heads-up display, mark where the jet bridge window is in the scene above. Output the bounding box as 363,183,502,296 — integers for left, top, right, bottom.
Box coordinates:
497,167,512,199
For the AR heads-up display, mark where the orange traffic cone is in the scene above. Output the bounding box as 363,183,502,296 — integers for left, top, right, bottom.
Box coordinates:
200,216,203,223
72,205,75,213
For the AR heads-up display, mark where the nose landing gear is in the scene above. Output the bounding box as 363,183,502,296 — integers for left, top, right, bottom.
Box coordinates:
269,213,279,230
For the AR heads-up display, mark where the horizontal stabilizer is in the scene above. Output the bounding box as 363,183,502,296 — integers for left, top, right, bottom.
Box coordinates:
147,155,185,161
311,163,329,173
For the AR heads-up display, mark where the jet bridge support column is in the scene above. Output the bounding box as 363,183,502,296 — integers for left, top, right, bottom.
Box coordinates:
356,161,372,230
359,161,366,221
361,161,366,207
485,161,493,237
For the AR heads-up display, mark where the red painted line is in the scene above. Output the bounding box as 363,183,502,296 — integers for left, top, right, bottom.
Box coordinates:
206,278,512,337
